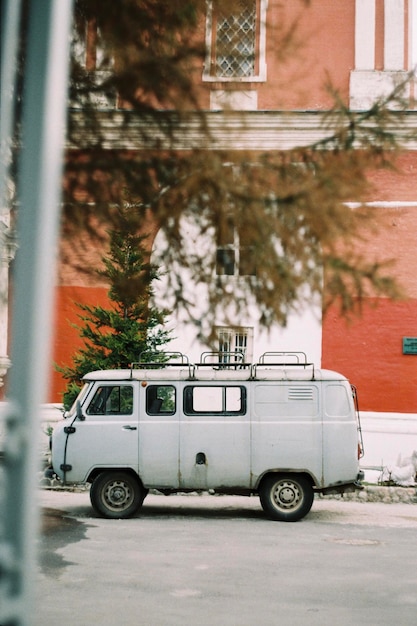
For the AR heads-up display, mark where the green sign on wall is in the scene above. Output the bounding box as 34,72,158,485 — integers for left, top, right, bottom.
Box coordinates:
403,337,417,355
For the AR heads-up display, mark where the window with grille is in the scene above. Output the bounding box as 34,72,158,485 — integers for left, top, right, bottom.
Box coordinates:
217,327,253,363
204,0,267,82
216,2,256,77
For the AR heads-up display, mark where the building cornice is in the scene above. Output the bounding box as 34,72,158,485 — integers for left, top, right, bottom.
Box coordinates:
67,109,417,152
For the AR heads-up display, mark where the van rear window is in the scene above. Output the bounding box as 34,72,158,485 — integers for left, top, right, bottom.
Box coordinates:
325,384,351,418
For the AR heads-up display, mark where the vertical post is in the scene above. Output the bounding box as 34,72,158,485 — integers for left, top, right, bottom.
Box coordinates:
384,0,405,69
0,1,73,624
355,0,376,69
0,0,21,387
0,0,22,212
410,0,417,72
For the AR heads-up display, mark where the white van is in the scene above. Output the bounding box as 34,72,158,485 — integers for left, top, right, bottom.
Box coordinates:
51,352,364,522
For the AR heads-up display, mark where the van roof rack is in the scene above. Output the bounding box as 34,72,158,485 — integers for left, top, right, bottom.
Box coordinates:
130,352,192,377
253,352,315,379
257,351,310,365
195,351,250,370
128,350,316,380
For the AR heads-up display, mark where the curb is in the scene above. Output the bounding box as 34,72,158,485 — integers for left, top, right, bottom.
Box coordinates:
320,485,417,504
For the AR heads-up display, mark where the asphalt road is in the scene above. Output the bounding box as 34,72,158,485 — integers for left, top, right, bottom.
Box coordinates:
34,490,417,626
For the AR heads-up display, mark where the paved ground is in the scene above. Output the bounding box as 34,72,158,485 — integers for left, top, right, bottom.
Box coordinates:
32,489,417,626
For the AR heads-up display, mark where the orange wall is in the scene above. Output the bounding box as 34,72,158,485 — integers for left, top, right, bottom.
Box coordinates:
50,285,110,402
322,299,417,413
367,152,417,203
322,198,417,413
259,0,355,110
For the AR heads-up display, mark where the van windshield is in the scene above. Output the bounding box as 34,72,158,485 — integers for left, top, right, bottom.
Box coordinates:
65,383,90,418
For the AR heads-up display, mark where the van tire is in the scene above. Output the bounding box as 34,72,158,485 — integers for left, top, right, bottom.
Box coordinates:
90,471,144,519
259,474,314,522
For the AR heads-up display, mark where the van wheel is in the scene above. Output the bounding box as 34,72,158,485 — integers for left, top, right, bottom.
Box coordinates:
90,471,144,519
259,474,314,522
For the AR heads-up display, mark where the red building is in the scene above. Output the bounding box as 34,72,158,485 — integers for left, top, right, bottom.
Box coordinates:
3,1,416,415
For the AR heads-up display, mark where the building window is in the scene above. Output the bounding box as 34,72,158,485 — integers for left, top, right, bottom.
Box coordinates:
70,17,116,108
215,2,256,77
216,222,256,277
204,0,267,82
216,327,253,363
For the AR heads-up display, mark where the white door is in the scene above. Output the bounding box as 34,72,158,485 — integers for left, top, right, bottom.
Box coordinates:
64,382,139,483
179,383,251,490
137,382,180,489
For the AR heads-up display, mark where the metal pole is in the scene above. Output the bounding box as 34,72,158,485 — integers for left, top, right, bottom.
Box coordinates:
0,1,73,624
0,0,22,215
0,0,21,392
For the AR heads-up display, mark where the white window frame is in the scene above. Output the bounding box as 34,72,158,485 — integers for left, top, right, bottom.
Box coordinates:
215,226,256,278
216,326,254,363
70,19,116,109
203,0,268,82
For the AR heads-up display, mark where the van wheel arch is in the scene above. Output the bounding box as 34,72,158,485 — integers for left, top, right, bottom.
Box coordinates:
258,472,314,522
87,467,144,486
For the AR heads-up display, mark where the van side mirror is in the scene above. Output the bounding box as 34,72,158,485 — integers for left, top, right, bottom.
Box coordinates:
76,400,85,421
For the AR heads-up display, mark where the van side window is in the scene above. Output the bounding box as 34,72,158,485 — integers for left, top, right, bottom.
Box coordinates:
184,386,246,415
146,385,176,415
87,385,133,415
325,384,351,418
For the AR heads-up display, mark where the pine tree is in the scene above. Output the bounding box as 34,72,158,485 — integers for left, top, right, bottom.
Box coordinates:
59,226,171,408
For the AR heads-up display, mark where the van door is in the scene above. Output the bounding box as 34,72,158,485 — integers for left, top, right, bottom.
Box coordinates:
137,382,180,489
322,382,359,484
179,383,251,490
63,381,139,483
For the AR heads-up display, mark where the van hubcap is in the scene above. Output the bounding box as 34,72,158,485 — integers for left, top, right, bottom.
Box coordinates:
104,480,132,509
273,480,302,510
